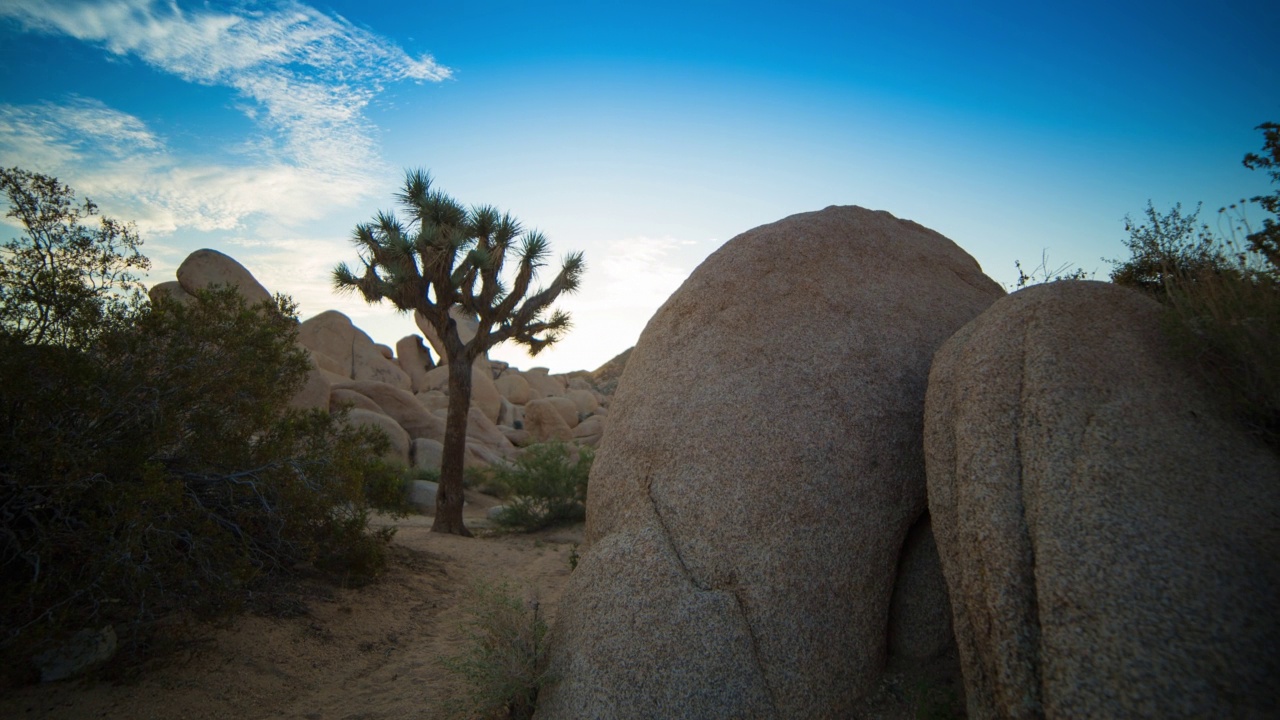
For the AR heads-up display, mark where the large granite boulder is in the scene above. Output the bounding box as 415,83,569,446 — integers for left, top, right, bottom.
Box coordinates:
342,408,410,466
925,280,1280,718
147,280,195,306
539,206,1004,717
298,311,412,391
417,364,502,423
175,248,273,306
495,373,533,405
523,367,565,399
287,350,331,412
524,398,574,443
395,335,435,392
332,380,445,443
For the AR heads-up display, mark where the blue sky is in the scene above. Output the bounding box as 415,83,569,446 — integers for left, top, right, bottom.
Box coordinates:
1,0,1277,372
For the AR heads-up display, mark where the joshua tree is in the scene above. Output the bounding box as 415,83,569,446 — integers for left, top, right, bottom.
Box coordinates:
334,170,585,535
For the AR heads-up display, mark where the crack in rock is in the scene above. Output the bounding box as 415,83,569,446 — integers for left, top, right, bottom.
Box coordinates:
644,474,782,716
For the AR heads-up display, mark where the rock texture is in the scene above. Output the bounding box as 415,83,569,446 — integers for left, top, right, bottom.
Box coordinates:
524,398,574,443
342,408,410,465
395,335,435,392
925,280,1280,719
298,311,412,390
176,249,272,306
151,247,609,488
539,206,1004,718
332,380,446,443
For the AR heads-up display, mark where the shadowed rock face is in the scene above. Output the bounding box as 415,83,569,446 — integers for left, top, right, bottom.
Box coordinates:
925,281,1280,719
538,206,1004,718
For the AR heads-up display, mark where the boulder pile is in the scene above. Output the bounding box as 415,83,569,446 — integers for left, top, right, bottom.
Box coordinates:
538,208,1280,718
149,248,611,477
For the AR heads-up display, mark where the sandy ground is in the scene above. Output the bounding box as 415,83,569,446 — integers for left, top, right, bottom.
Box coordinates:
0,490,582,720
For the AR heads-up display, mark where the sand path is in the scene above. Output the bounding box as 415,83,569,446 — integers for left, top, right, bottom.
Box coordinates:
1,492,582,720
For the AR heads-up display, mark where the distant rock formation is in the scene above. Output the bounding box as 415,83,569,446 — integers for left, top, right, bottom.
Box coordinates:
925,280,1280,718
538,206,1004,718
149,249,610,482
590,346,632,394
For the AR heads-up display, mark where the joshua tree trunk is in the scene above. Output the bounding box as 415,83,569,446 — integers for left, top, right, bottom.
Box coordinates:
432,351,474,536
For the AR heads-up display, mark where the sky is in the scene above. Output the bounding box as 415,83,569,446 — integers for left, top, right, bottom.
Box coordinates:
1,0,1277,373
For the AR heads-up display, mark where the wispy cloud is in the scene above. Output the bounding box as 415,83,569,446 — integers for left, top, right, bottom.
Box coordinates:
0,97,162,168
0,0,449,229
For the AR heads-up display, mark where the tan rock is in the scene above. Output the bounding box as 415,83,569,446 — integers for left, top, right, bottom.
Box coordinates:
540,206,1004,718
329,388,383,415
925,280,1280,719
411,438,444,471
298,311,411,390
421,365,450,391
147,280,194,306
343,408,410,466
287,352,330,412
332,380,445,443
523,398,573,443
415,390,449,413
565,388,599,415
395,335,436,392
497,397,521,428
415,365,501,423
311,349,347,378
466,407,518,458
494,373,533,405
470,365,503,424
464,442,508,469
374,343,394,360
502,427,531,447
546,395,580,428
572,414,605,439
524,367,565,398
176,248,273,307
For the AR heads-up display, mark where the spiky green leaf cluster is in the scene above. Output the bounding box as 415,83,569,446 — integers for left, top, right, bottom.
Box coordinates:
333,169,585,361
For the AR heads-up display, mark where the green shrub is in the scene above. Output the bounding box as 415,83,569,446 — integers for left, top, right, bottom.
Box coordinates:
0,169,406,683
441,583,553,720
489,443,593,532
463,464,507,497
1112,204,1279,450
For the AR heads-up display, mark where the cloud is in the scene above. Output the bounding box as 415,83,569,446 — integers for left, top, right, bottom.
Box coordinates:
0,0,449,231
0,97,162,169
0,98,372,235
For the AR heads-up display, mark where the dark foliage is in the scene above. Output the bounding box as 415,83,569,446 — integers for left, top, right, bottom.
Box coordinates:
0,169,406,685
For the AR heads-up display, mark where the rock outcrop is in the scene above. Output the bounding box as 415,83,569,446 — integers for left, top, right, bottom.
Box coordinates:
146,248,615,509
298,311,412,391
539,206,1004,717
925,280,1280,718
176,248,273,306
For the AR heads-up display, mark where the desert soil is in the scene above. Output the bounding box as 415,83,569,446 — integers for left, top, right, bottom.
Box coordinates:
0,490,582,720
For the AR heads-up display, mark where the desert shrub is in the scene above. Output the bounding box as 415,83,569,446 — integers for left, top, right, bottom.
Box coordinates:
489,443,593,532
1112,183,1279,450
0,169,405,683
463,464,507,498
1158,260,1279,449
1012,250,1092,289
441,583,553,720
1109,202,1239,296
